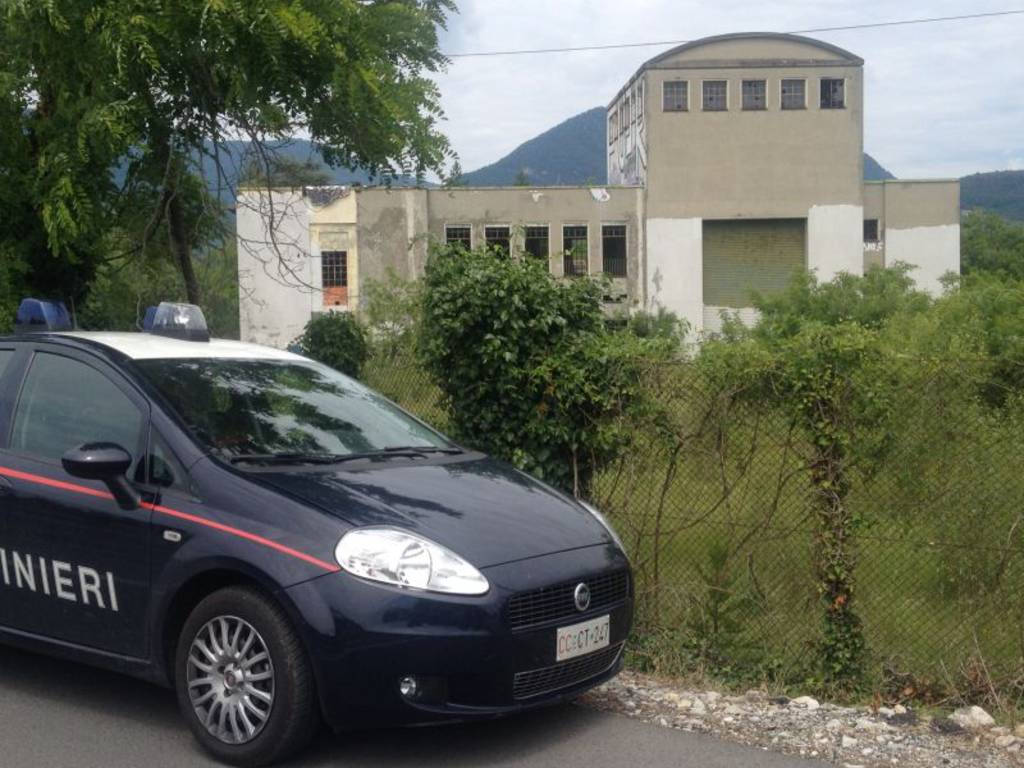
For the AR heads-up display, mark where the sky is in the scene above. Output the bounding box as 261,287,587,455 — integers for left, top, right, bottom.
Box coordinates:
433,0,1024,179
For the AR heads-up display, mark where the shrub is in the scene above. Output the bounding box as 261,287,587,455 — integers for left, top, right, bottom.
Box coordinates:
294,311,369,378
607,306,689,342
962,210,1024,281
724,265,932,343
360,268,423,360
419,245,673,494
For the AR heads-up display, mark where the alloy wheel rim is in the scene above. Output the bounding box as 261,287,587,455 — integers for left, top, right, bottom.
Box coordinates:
187,615,275,745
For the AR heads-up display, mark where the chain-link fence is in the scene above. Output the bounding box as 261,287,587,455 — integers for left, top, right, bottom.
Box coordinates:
365,352,1024,703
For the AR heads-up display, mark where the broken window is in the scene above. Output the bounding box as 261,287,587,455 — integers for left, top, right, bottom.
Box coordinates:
702,80,727,111
563,226,589,277
663,80,688,111
781,79,806,110
485,226,510,256
322,251,347,288
742,80,767,110
524,226,549,260
445,225,471,250
602,225,627,277
321,251,348,307
864,219,880,243
820,78,845,109
608,111,617,143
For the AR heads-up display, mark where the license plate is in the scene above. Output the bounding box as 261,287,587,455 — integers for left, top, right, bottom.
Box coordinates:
556,614,610,662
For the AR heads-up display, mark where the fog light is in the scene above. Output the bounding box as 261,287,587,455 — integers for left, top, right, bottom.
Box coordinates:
399,676,419,698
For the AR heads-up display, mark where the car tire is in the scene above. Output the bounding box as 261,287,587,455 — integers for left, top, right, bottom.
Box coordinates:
174,586,319,766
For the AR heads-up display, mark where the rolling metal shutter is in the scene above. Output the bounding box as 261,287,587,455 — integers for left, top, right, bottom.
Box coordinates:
702,219,806,308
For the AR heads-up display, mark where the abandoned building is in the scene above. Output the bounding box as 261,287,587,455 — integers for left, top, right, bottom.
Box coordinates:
236,32,960,347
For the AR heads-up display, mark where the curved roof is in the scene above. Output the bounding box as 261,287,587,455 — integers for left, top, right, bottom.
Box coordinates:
643,32,863,68
607,32,862,108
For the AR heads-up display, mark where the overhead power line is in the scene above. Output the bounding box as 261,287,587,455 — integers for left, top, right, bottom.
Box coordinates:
445,9,1024,59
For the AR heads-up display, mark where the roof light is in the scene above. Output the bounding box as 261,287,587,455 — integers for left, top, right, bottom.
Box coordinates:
145,302,210,342
14,298,73,333
142,305,157,331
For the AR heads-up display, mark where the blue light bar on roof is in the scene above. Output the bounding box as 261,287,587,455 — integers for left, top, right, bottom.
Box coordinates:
14,298,73,333
142,305,158,331
146,302,210,342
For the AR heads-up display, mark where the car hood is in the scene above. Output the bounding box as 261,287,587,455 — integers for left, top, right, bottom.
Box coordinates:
254,455,612,568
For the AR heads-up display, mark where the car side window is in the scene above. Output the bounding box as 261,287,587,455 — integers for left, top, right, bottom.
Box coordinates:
10,352,144,465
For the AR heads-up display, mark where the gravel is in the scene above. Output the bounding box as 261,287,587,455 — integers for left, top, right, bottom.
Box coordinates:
578,671,1024,767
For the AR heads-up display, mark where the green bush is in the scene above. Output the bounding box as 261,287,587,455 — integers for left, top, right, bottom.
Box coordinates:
607,306,689,342
962,210,1024,281
294,312,369,378
360,268,423,360
419,245,673,494
721,265,932,342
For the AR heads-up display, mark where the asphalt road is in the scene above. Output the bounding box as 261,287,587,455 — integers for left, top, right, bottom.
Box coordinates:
0,644,824,767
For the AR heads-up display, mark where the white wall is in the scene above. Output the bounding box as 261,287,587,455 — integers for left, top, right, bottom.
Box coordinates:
237,190,315,348
807,204,864,281
646,217,703,333
885,224,960,296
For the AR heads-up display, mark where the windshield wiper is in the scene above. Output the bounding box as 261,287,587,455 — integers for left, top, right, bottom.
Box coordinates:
381,446,463,455
229,453,352,466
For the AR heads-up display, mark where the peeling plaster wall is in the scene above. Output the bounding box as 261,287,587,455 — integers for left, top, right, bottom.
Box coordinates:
862,180,960,292
807,204,864,281
425,186,644,299
885,224,960,296
237,189,314,347
355,188,430,286
646,217,703,332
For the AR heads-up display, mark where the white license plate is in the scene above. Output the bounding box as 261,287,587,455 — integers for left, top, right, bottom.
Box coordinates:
556,614,610,662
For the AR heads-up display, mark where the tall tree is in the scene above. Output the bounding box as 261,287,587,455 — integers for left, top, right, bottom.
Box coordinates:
1,0,455,306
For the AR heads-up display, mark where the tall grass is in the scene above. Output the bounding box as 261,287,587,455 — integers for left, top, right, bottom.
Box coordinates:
371,354,1024,706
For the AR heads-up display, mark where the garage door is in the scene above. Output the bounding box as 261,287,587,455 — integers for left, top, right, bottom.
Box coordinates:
702,219,806,308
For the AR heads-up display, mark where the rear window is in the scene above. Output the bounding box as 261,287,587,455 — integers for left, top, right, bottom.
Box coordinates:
134,358,451,459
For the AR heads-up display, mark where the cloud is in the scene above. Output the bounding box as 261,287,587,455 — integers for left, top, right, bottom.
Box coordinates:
434,0,1023,178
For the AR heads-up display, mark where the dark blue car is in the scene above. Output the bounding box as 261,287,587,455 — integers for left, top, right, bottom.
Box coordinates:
0,301,632,765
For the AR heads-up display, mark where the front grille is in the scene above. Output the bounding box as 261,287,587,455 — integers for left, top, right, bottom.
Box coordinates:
508,570,629,631
513,643,624,700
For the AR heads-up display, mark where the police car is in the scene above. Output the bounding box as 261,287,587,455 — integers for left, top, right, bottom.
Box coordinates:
0,299,632,765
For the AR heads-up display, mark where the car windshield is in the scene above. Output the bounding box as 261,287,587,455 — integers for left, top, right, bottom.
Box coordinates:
134,358,453,460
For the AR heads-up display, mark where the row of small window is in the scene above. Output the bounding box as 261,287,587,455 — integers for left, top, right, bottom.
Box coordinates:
444,224,628,278
662,77,845,112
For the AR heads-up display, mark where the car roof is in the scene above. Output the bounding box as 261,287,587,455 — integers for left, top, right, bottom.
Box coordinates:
47,332,307,362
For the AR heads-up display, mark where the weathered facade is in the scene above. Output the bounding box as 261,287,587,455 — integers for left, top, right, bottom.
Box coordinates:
238,32,960,346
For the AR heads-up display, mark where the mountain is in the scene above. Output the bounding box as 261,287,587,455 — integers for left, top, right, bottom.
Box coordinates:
961,171,1024,221
864,154,895,181
196,139,424,205
461,106,897,186
461,108,607,186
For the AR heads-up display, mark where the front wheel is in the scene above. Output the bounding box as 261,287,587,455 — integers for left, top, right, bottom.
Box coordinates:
175,586,319,766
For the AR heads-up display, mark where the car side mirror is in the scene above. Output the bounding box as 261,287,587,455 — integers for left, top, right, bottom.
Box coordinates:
62,443,140,511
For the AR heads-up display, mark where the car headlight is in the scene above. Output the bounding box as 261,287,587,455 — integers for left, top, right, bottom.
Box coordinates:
579,500,627,554
335,527,489,596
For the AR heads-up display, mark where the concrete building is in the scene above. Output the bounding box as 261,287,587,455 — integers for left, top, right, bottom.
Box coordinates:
237,33,960,346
